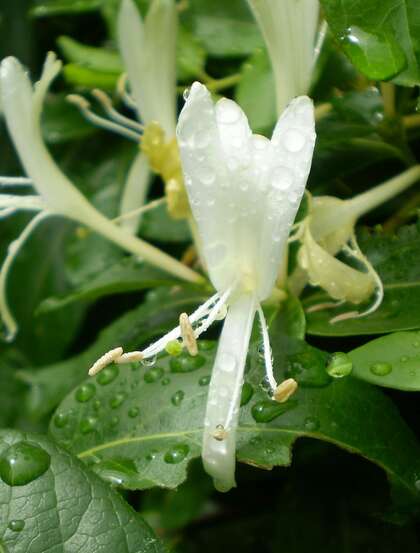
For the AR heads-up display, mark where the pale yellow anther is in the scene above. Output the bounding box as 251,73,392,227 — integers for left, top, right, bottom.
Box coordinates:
115,351,144,364
179,312,198,356
91,88,113,108
273,378,298,403
88,346,123,376
67,94,91,110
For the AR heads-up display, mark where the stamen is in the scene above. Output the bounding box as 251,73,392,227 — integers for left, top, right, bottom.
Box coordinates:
91,89,144,133
67,94,141,142
194,288,232,339
306,299,345,313
0,177,32,186
179,312,198,356
112,197,166,225
273,378,298,403
117,73,138,111
88,347,123,376
0,208,17,219
257,305,278,392
115,351,144,364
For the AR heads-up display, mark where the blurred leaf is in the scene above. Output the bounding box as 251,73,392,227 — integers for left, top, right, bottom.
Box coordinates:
141,203,191,243
21,286,207,419
58,35,123,72
349,330,420,390
183,0,264,57
321,0,420,86
49,306,420,514
0,429,165,553
63,63,119,90
305,224,420,336
177,27,206,81
235,48,276,133
43,93,96,144
0,349,27,428
31,0,104,16
38,258,175,313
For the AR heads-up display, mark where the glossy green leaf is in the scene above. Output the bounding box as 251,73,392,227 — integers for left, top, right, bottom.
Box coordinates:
305,224,420,336
63,64,120,90
0,429,165,553
349,330,420,390
50,309,420,509
235,48,276,133
21,287,208,420
38,258,174,313
321,0,420,86
182,0,263,57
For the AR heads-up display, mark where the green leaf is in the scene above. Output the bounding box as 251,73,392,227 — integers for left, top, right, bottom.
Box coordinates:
38,258,175,313
182,0,264,57
58,35,124,73
31,0,104,16
50,308,420,510
349,330,420,390
0,350,27,428
235,48,276,133
0,429,165,553
63,63,120,90
321,0,420,86
176,27,206,82
140,203,191,243
42,93,96,144
305,224,420,336
21,287,208,420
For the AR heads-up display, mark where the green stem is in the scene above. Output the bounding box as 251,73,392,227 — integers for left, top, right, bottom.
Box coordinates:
380,82,396,118
204,74,242,92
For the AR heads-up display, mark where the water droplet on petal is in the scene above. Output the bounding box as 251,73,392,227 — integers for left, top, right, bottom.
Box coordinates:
216,99,241,124
219,352,236,373
369,362,392,376
284,129,306,153
183,88,190,101
270,166,294,191
0,442,50,486
164,444,189,464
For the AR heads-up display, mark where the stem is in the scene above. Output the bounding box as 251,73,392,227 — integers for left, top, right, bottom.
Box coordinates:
118,151,151,234
403,113,420,130
113,197,166,224
202,293,257,492
314,102,332,121
383,189,420,233
204,74,242,92
346,165,420,220
380,82,396,118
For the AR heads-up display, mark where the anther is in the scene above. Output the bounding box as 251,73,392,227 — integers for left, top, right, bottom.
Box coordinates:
213,424,228,441
115,351,144,364
88,346,123,376
179,312,198,356
273,378,298,403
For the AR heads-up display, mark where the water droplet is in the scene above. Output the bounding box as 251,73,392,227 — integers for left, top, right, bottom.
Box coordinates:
218,352,236,374
171,390,185,406
75,383,96,403
369,362,392,376
144,366,164,383
53,412,69,428
326,352,353,378
146,449,158,461
165,340,183,356
251,399,297,423
97,365,119,385
161,377,171,386
110,416,119,427
170,353,205,373
216,98,241,124
199,375,211,386
240,382,254,406
8,520,25,532
400,355,409,363
93,399,102,411
128,407,139,418
304,417,320,431
271,166,294,191
93,458,137,487
0,441,50,486
414,341,420,348
199,340,215,351
198,165,216,186
164,444,190,464
110,392,126,409
183,88,190,100
80,416,98,434
285,350,331,387
284,129,306,152
141,355,157,367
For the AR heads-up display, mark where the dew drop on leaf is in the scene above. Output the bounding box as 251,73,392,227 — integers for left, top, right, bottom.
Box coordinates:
304,417,320,431
128,407,139,418
79,417,98,434
53,412,69,428
8,520,25,532
97,365,119,385
141,356,157,367
369,362,392,376
164,444,190,464
161,377,171,386
75,383,96,403
144,367,164,383
171,390,185,406
199,375,211,386
251,400,297,423
92,458,137,487
240,382,254,406
109,392,126,409
325,352,353,378
170,353,206,373
198,340,215,351
0,442,50,486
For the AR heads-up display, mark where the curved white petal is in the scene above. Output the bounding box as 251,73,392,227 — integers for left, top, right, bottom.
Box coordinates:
118,0,177,136
119,152,151,234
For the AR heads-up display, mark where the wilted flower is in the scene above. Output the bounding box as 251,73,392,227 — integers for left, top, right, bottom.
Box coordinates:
0,53,201,339
93,83,316,491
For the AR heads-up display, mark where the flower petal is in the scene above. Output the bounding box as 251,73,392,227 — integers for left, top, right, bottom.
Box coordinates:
119,152,150,234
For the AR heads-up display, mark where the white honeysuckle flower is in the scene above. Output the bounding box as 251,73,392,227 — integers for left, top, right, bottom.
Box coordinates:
0,53,201,339
293,165,420,321
247,0,322,115
96,84,316,491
